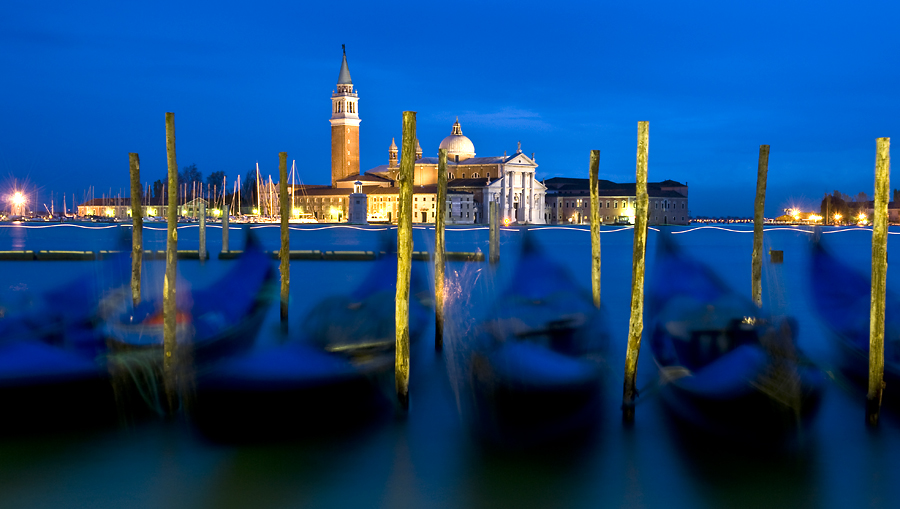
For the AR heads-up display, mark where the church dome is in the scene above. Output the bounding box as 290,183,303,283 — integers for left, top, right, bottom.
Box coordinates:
438,118,475,160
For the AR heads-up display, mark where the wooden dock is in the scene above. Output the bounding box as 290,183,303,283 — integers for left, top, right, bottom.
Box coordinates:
0,250,486,262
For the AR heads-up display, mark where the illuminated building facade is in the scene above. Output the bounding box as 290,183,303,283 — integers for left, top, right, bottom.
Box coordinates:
543,178,690,225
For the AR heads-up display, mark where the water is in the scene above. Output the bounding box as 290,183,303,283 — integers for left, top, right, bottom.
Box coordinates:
0,222,899,508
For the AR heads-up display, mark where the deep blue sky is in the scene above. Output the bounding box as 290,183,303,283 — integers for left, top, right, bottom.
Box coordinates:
2,0,898,217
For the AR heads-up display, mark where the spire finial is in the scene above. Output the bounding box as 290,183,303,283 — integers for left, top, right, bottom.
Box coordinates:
337,46,352,85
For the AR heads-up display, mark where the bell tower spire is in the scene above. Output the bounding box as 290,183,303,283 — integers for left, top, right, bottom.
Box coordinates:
330,44,360,186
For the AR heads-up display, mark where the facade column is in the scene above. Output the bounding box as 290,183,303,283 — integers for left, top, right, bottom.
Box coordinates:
527,172,534,223
540,191,545,224
509,170,515,221
500,169,507,222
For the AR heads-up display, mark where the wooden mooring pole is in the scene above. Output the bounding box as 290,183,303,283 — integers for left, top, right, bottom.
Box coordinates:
589,150,601,309
752,145,769,308
396,111,415,409
129,153,142,307
435,148,448,351
623,121,649,424
489,201,499,264
199,202,207,263
868,137,890,426
164,112,179,413
279,152,289,326
221,209,229,253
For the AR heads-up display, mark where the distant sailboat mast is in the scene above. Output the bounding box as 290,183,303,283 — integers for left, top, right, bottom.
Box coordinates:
267,175,274,218
255,163,261,216
222,174,227,215
291,160,296,219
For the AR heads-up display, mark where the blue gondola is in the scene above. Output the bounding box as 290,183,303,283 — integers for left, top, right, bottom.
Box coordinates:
809,237,900,403
300,241,432,357
0,236,277,433
102,235,277,365
466,234,608,448
0,254,129,433
648,234,824,441
190,240,422,442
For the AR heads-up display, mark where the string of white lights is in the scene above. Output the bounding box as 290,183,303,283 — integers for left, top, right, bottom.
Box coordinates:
3,222,897,235
0,223,120,230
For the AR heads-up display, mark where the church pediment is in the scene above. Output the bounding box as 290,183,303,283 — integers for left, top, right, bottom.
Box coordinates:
504,153,537,168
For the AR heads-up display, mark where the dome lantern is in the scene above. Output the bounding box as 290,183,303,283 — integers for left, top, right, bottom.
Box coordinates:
438,117,475,161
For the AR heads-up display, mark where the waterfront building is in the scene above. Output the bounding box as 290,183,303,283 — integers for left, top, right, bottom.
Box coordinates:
77,197,211,219
543,178,690,226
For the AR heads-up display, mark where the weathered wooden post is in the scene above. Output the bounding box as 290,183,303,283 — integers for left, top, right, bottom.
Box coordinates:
752,145,769,308
279,152,290,326
868,137,890,426
489,201,499,264
396,111,415,409
623,121,649,424
221,208,229,253
129,153,142,307
164,112,179,413
589,150,601,309
199,202,207,262
435,148,448,351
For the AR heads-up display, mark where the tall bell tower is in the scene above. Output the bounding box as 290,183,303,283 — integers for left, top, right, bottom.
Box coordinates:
330,45,360,186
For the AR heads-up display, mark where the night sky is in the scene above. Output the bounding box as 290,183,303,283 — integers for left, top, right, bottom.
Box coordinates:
2,0,898,217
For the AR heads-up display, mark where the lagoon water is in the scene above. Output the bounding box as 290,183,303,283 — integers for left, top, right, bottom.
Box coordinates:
1,222,899,508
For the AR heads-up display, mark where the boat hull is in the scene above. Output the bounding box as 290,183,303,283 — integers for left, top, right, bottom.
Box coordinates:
191,344,390,442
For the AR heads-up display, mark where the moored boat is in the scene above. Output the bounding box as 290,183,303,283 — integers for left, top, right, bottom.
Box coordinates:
101,235,276,365
190,343,390,442
0,254,130,433
809,237,900,403
465,234,609,448
648,234,824,442
190,234,417,442
300,237,432,358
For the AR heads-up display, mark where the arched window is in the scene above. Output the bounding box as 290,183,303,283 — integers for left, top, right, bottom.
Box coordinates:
473,173,479,178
